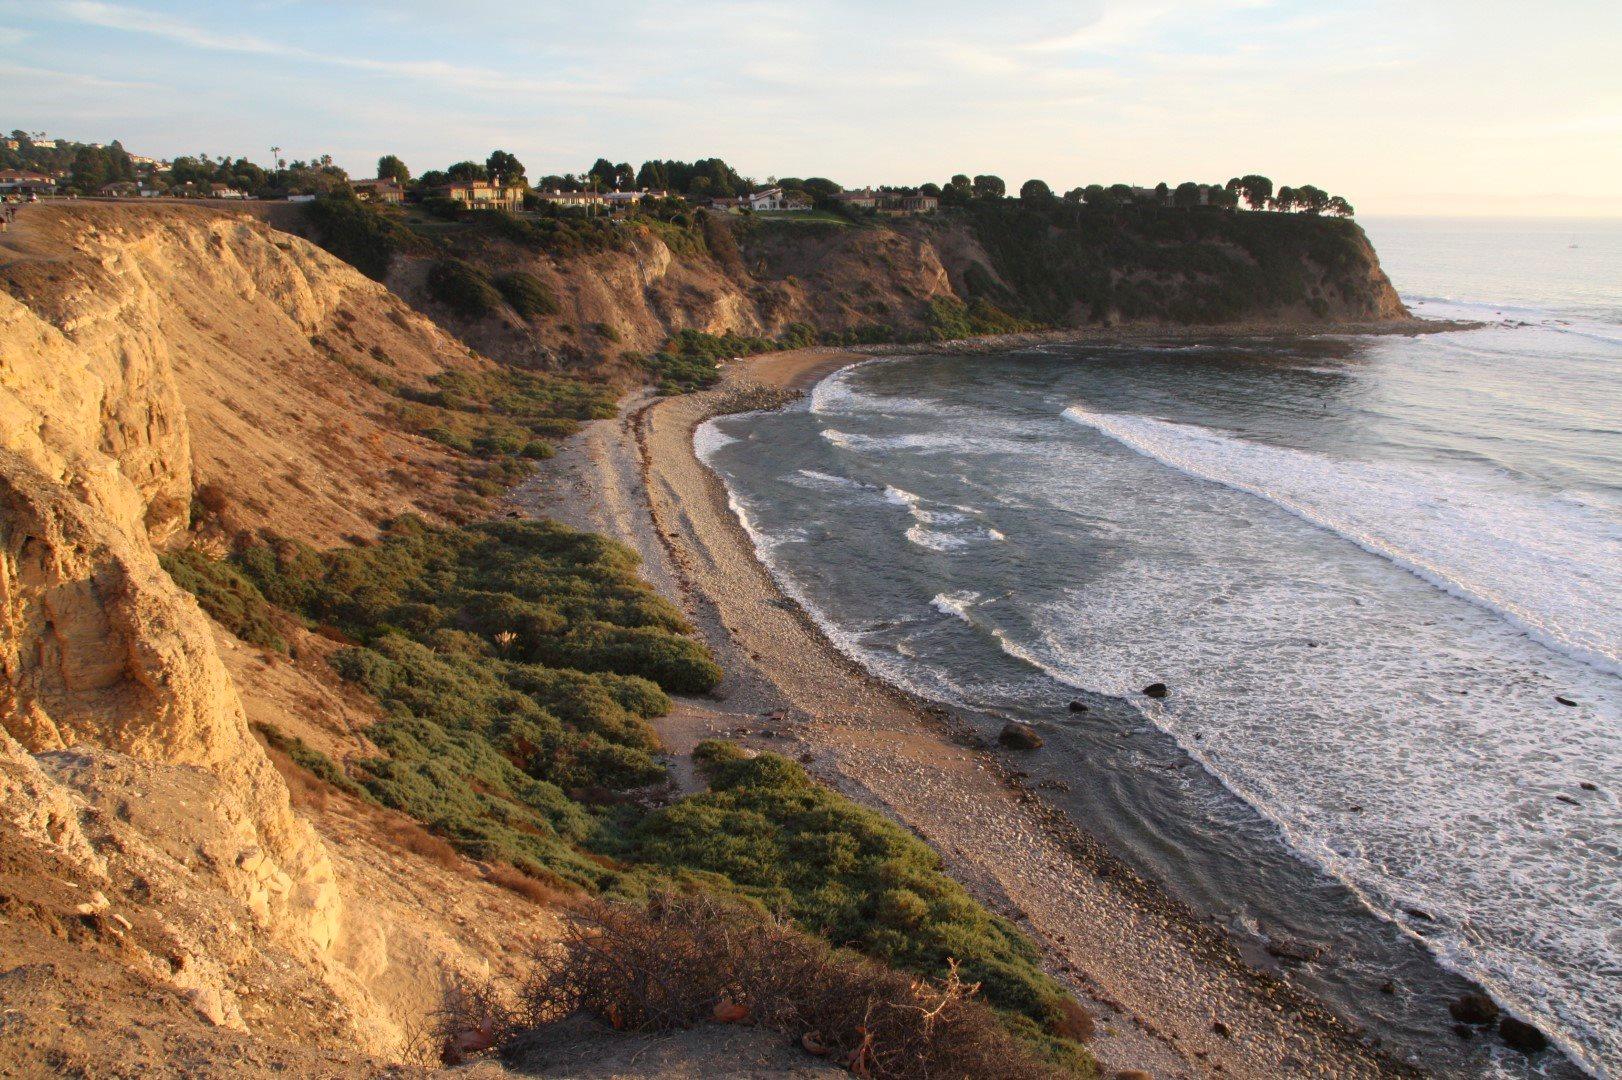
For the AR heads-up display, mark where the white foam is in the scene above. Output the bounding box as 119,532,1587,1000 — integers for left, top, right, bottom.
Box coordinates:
931,591,981,621
1062,406,1622,676
692,418,740,464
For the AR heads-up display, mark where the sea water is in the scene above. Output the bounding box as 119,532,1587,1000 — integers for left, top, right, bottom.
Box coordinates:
697,218,1621,1077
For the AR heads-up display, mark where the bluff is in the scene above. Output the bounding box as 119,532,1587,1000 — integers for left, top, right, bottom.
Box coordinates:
0,204,557,1071
285,197,1407,374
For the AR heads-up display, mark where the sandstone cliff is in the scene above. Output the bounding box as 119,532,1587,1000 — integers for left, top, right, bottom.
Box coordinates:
0,204,551,1070
288,202,1408,372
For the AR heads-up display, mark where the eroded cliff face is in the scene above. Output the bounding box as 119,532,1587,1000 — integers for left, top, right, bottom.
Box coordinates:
365,208,1405,372
0,205,541,1066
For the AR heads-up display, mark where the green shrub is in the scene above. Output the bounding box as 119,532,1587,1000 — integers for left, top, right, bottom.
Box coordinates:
303,191,412,281
160,548,285,651
427,258,503,318
623,743,1080,1039
495,271,560,318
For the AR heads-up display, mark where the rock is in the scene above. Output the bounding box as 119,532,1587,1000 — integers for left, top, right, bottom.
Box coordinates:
1379,981,1396,995
712,1000,750,1024
1452,1024,1474,1040
1498,1016,1548,1054
1068,700,1088,713
1142,682,1169,699
1555,695,1577,706
1448,993,1499,1026
1211,1020,1231,1038
1556,795,1580,806
1579,782,1597,791
1264,936,1324,963
997,722,1044,750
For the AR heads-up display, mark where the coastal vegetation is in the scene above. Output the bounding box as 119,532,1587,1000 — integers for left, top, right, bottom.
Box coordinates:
168,521,1091,1069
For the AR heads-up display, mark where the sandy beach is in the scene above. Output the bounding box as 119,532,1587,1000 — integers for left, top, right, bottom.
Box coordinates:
516,335,1431,1079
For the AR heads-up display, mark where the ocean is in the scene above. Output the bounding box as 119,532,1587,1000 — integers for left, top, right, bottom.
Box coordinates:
696,217,1621,1078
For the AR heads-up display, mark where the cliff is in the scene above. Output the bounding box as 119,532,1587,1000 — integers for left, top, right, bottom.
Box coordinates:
287,199,1407,373
0,204,554,1072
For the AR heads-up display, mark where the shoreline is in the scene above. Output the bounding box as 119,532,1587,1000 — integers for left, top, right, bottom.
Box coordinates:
519,327,1439,1077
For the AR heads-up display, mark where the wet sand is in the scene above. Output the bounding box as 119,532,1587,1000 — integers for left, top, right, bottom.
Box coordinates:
517,339,1428,1078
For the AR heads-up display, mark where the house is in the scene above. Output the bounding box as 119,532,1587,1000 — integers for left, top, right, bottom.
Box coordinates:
2,139,18,150
877,193,938,214
834,188,937,214
209,183,248,200
351,178,405,204
0,170,54,193
441,180,525,213
532,189,605,209
99,181,139,198
31,140,57,150
834,188,880,210
743,186,810,212
603,188,668,207
286,193,318,203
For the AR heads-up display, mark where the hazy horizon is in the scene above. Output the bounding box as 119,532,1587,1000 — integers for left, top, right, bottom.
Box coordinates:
3,0,1619,218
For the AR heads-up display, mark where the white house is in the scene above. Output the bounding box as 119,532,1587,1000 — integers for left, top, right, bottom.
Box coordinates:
743,186,810,211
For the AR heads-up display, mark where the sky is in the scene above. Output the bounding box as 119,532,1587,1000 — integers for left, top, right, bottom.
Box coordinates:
2,0,1619,217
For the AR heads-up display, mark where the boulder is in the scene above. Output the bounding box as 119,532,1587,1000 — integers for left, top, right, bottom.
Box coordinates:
1448,993,1499,1026
1555,695,1577,707
1142,682,1169,699
1498,1016,1548,1054
997,722,1044,750
1068,700,1089,713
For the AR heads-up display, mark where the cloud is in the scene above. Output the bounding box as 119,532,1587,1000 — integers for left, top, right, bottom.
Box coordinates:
49,0,606,95
0,60,154,89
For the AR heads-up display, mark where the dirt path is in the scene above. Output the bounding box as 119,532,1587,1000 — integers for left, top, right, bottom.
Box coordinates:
521,348,1422,1079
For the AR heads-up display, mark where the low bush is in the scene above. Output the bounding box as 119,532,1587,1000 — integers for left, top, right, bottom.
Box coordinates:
495,271,561,318
428,258,504,319
181,517,718,887
620,742,1082,1044
252,721,373,802
160,548,285,651
304,191,414,281
449,891,1090,1078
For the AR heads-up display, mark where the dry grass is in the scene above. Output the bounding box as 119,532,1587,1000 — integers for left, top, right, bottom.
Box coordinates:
483,863,573,907
437,891,1089,1078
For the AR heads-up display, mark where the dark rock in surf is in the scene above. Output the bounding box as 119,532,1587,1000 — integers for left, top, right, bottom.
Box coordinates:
1142,682,1169,699
1580,782,1598,791
1448,993,1499,1026
1555,695,1577,706
998,722,1044,750
1068,700,1088,713
1265,936,1325,963
1379,981,1397,995
1499,1016,1549,1054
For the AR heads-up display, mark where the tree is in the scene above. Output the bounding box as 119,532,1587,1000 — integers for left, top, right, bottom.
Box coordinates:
1237,174,1273,210
1207,183,1239,210
1326,195,1355,217
1107,183,1134,204
801,177,842,200
1173,181,1202,208
70,146,109,193
1155,181,1171,206
418,169,447,190
376,155,410,183
918,181,942,198
1272,186,1298,212
971,174,1005,198
485,150,526,186
1082,184,1109,207
1295,184,1330,215
447,161,487,182
613,162,635,189
1019,178,1054,204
